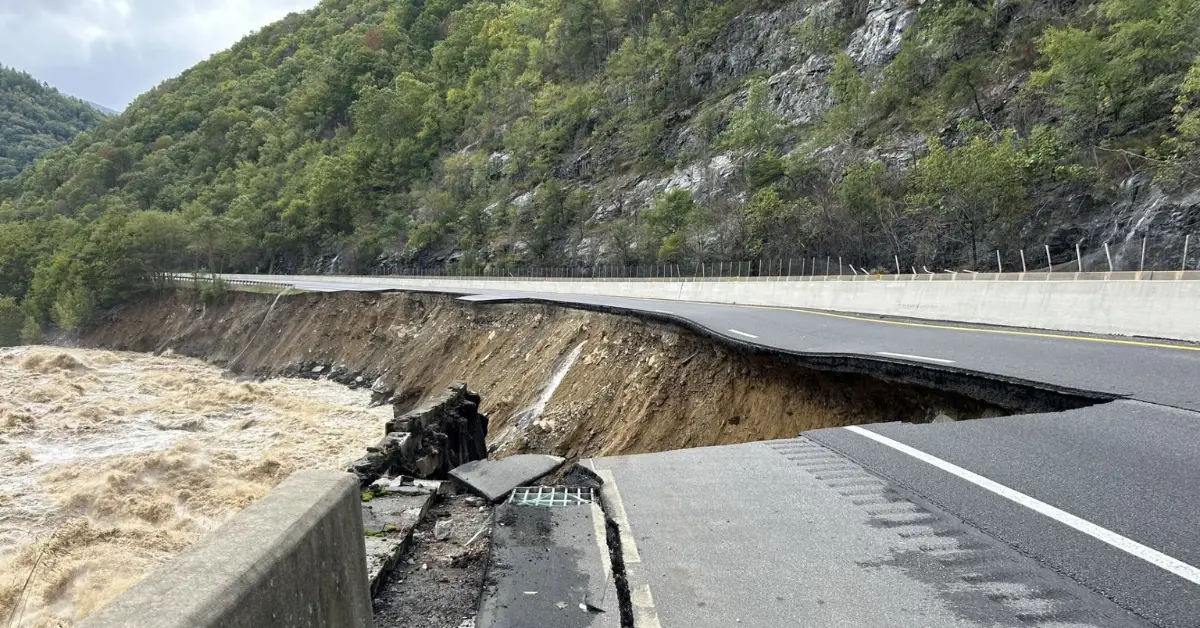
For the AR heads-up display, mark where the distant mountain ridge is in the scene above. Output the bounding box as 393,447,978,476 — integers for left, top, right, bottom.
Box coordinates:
0,65,107,179
84,100,119,116
0,0,1197,338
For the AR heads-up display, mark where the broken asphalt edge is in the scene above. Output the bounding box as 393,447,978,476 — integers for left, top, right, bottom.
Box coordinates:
574,462,636,628
365,491,436,599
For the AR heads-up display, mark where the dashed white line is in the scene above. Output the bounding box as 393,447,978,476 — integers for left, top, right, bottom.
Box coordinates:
728,329,759,339
844,425,1200,586
875,351,956,364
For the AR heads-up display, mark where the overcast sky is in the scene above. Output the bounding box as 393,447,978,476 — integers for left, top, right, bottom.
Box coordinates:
0,0,319,111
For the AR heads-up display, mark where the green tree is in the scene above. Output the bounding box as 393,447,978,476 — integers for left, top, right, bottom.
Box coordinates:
123,211,190,287
1161,58,1200,184
744,187,808,258
821,52,870,144
0,65,108,179
642,189,709,261
908,133,1030,268
0,296,21,346
51,278,95,333
1031,0,1200,142
721,78,786,151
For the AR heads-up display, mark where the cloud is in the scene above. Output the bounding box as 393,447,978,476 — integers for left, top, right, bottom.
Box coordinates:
0,0,317,110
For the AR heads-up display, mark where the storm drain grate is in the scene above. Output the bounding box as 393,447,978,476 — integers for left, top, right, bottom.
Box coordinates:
508,486,596,507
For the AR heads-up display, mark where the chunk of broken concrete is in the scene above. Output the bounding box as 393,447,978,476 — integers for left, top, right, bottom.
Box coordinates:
434,519,453,541
449,455,566,503
413,479,450,495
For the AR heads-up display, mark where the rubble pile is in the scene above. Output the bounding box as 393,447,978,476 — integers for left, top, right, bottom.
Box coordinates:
349,382,489,485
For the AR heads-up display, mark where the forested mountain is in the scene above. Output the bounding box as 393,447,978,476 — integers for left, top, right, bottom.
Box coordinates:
0,66,108,179
0,0,1198,340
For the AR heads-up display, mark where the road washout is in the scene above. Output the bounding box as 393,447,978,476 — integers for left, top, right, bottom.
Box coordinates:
84,290,1036,465
0,346,390,627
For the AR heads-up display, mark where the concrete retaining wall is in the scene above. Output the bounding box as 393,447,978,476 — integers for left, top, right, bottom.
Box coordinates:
79,470,372,628
208,273,1200,342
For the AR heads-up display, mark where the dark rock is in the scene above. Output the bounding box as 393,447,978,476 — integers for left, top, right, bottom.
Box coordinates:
348,384,489,486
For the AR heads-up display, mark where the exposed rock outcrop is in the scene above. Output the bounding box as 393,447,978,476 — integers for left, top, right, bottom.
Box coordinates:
846,0,917,70
349,383,489,486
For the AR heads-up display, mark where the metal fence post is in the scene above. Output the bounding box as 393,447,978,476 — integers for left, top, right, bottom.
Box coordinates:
996,250,1002,274
1045,245,1052,272
895,255,901,275
838,257,843,276
1075,242,1083,272
1020,250,1027,273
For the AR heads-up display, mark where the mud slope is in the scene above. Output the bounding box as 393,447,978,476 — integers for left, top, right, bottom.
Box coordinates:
85,291,1004,459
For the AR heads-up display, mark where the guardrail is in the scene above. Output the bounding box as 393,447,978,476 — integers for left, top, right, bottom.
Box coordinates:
168,270,1200,286
164,271,1200,342
166,274,295,291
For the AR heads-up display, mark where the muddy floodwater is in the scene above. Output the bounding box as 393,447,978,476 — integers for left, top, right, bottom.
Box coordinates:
0,346,389,627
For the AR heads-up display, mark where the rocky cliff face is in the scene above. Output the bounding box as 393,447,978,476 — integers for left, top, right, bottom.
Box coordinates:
447,0,1198,274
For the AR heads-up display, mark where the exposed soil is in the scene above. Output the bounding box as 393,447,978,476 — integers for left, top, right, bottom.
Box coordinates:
372,495,492,628
84,290,1011,461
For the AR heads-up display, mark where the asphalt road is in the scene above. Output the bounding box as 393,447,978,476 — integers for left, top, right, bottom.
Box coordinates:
282,278,1200,411
809,402,1200,627
250,276,1200,627
588,440,1153,628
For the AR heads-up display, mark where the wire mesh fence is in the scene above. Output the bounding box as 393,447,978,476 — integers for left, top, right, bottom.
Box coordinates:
360,234,1198,281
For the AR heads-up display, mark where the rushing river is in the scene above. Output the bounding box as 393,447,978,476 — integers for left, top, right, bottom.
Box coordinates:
0,346,388,627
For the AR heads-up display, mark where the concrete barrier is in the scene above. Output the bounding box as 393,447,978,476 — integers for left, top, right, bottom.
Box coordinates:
195,273,1200,342
79,470,372,628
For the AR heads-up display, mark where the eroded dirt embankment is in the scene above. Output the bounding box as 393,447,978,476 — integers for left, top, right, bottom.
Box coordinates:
84,290,1007,460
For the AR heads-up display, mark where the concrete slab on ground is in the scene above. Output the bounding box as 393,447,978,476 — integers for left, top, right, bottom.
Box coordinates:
362,492,435,597
478,500,620,628
586,439,1148,628
450,454,565,503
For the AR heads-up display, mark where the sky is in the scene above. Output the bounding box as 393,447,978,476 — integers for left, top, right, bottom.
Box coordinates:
0,0,319,111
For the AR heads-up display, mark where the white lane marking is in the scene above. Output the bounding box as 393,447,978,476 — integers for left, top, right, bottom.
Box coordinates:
653,309,674,315
632,584,663,628
844,425,1200,586
728,329,759,339
596,469,641,563
875,351,956,364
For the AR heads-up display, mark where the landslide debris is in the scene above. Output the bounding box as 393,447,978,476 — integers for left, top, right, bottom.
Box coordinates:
86,290,1009,462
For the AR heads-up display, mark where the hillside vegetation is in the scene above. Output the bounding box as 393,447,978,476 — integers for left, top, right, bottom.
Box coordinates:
0,66,108,179
0,0,1198,340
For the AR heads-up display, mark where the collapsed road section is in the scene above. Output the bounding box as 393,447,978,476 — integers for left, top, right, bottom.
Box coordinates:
87,290,1107,464
77,287,1191,626
349,384,628,628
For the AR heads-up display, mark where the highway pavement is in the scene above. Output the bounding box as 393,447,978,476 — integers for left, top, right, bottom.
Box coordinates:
236,276,1200,627
280,277,1200,409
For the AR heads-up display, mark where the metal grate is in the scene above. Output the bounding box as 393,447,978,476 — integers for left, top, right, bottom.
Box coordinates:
507,486,596,507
